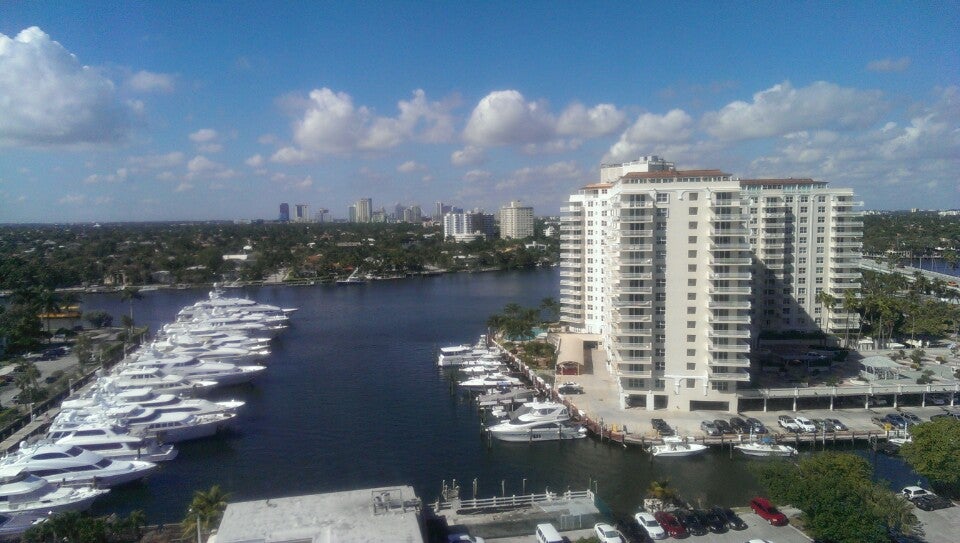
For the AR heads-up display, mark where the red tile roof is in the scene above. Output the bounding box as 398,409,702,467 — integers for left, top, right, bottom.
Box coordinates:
621,169,730,179
739,178,821,186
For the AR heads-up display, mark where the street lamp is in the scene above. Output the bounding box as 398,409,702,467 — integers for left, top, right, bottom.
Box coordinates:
189,507,201,543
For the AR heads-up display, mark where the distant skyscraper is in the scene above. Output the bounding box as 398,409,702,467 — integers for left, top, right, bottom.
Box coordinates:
294,204,309,222
279,203,290,222
348,205,357,223
499,200,534,239
314,208,329,223
403,205,422,223
355,198,373,223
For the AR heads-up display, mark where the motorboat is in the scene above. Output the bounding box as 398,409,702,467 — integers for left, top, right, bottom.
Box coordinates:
437,336,499,366
1,443,156,487
458,373,522,390
108,368,218,396
648,436,710,458
734,438,798,458
63,386,244,419
0,465,107,515
44,421,178,462
487,402,587,442
179,286,296,318
54,405,237,444
119,354,266,386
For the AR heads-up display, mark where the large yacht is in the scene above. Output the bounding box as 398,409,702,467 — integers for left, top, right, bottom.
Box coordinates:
1,443,156,487
54,405,237,443
108,367,219,396
437,335,500,367
487,402,587,442
44,421,178,462
0,465,107,515
119,354,265,387
458,373,522,390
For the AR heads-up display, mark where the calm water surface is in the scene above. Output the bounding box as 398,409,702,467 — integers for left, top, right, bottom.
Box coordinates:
79,269,921,523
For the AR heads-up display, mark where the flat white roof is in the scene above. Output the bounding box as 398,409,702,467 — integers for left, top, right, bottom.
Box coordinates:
213,486,423,543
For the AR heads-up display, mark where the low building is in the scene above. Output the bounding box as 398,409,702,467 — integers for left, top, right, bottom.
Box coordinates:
211,486,424,543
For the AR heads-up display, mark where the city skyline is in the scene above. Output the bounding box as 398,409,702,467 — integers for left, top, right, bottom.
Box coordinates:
1,3,958,223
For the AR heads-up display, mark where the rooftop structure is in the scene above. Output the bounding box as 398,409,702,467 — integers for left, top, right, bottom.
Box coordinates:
212,486,424,543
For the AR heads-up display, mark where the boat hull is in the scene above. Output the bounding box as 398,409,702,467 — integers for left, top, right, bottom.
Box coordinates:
491,426,588,442
735,445,797,457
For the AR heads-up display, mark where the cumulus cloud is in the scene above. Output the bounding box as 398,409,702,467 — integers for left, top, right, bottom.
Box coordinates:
451,145,486,166
245,154,265,168
605,109,694,162
174,182,194,193
397,160,427,173
275,88,455,160
463,169,492,183
556,103,625,137
128,151,185,169
494,161,584,191
186,155,236,180
867,57,911,73
127,70,175,93
83,167,129,184
463,90,555,146
0,27,131,145
189,128,218,142
702,81,886,141
58,194,85,205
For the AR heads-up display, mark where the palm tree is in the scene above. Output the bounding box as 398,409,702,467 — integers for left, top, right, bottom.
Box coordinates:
816,291,837,338
539,297,560,323
14,359,40,402
183,485,230,541
842,290,861,348
868,485,918,537
120,286,142,323
36,288,63,343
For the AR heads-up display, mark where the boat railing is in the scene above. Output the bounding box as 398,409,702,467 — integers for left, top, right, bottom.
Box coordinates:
435,489,595,511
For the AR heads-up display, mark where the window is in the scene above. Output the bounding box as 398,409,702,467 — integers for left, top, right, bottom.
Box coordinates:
711,381,729,391
687,334,696,342
817,226,825,233
799,226,807,234
816,236,824,244
686,362,696,370
656,334,666,343
688,235,697,243
687,379,696,388
817,206,826,213
686,349,696,356
656,193,669,203
798,287,807,295
687,320,696,328
816,256,824,264
656,278,667,287
800,206,808,214
688,250,697,258
655,348,666,356
687,306,696,314
655,378,665,387
687,292,696,300
688,278,697,286
798,257,807,264
688,221,698,229
688,264,697,272
689,193,699,201
689,207,698,215
656,306,666,314
656,293,667,301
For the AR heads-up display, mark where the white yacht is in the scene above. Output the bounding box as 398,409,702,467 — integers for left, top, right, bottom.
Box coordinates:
734,439,798,458
119,354,265,386
487,402,587,442
44,421,178,462
63,386,243,419
438,336,499,367
0,465,107,515
458,373,522,390
55,405,237,443
1,443,156,487
178,287,296,319
648,436,710,458
109,368,218,396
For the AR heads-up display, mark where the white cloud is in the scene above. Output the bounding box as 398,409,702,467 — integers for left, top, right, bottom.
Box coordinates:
278,88,455,159
245,154,265,168
463,90,555,146
185,155,236,180
463,169,492,183
495,161,584,191
702,81,886,141
199,143,223,154
127,70,175,93
866,57,911,73
189,128,218,143
0,27,131,145
556,103,625,137
397,160,426,173
128,152,184,169
82,167,129,184
605,109,694,162
174,182,194,193
58,194,85,205
451,145,486,166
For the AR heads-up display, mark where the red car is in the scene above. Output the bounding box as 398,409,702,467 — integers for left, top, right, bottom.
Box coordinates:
749,496,788,526
653,511,688,538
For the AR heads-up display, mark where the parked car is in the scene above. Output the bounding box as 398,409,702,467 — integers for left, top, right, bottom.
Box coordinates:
675,509,707,536
653,511,687,538
811,419,834,433
698,508,727,533
651,418,674,436
881,414,908,429
749,497,788,526
714,507,747,530
448,534,485,543
900,412,921,424
701,420,721,436
777,415,800,432
593,523,625,543
714,419,735,434
729,417,750,433
927,394,948,406
913,494,953,511
794,416,817,433
825,418,848,431
901,486,934,501
745,417,768,434
634,511,666,540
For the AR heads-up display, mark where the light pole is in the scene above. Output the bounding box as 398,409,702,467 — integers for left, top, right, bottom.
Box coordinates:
190,507,201,543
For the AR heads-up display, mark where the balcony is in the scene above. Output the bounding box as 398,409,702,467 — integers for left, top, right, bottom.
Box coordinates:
618,369,654,379
713,199,740,208
711,228,751,237
708,300,751,310
709,371,751,382
620,214,654,223
835,220,864,228
708,328,751,339
610,325,654,337
559,288,580,297
617,200,652,209
619,286,653,294
709,272,752,280
829,281,860,289
614,341,652,350
559,297,581,307
832,200,864,207
833,241,863,249
619,257,653,266
762,212,786,219
559,279,580,287
709,286,752,295
710,257,753,266
832,210,861,218
620,243,653,251
610,313,653,323
830,271,861,279
611,272,654,280
611,299,653,308
559,270,581,278
710,342,751,353
708,356,751,367
710,241,752,250
559,206,582,214
708,314,751,324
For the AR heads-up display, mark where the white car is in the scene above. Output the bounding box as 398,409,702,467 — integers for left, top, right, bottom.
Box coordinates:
634,511,666,540
593,523,625,543
794,416,817,433
448,535,485,543
901,486,934,501
778,415,799,432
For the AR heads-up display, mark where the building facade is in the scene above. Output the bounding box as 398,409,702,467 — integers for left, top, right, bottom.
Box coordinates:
443,210,495,242
355,198,373,223
560,156,862,412
499,200,534,239
294,204,309,222
279,203,290,222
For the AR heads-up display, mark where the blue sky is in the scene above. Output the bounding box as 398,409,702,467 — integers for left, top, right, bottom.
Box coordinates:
1,2,958,222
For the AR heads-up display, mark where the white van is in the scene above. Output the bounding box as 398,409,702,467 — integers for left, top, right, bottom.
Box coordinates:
535,523,563,543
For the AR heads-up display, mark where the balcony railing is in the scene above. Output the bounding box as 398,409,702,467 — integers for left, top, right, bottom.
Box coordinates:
708,356,751,367
709,272,752,280
709,342,751,353
710,258,753,266
707,329,751,339
708,314,751,324
708,300,751,310
709,371,751,381
709,286,752,295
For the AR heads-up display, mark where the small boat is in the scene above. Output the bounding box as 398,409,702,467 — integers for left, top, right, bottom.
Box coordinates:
488,401,587,442
648,436,710,458
557,381,584,394
734,438,798,458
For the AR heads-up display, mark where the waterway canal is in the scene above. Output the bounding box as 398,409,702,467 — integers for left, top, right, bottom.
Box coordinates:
78,269,922,523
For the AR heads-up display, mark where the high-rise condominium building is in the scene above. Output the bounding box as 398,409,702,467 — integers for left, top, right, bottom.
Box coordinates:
294,204,309,222
499,200,534,239
559,156,861,412
279,203,290,222
355,198,373,223
443,210,495,242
